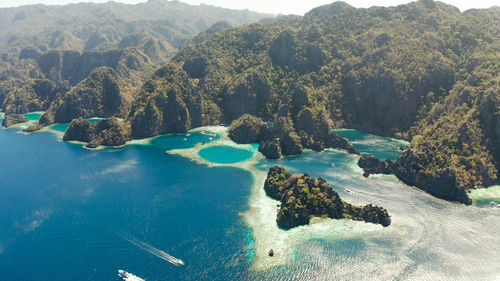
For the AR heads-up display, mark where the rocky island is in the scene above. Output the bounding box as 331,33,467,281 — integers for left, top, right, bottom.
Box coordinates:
228,114,359,159
264,166,391,229
1,114,28,128
63,117,131,148
0,0,498,206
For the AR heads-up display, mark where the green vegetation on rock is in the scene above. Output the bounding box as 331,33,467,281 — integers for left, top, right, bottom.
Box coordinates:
1,113,28,127
264,166,391,229
63,117,131,148
1,0,498,205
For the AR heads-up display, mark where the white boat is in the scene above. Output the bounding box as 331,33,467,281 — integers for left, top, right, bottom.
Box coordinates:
490,201,496,207
183,138,187,141
186,133,191,136
118,270,145,281
173,259,185,266
345,189,351,193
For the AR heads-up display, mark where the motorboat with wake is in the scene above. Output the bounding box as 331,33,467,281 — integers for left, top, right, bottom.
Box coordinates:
118,270,145,281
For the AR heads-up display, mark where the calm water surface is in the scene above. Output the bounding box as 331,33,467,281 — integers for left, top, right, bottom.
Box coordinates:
1,114,499,280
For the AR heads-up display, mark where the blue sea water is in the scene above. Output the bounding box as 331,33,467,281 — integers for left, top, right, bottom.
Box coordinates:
1,117,500,280
0,125,253,280
151,132,219,151
23,112,44,121
333,129,407,160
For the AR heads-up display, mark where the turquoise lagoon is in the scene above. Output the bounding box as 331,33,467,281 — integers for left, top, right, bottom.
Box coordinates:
23,112,44,121
198,146,254,164
50,117,107,133
1,119,500,280
334,128,408,160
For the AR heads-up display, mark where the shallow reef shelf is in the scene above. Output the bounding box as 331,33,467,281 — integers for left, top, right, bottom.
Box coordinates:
167,126,392,271
469,185,500,205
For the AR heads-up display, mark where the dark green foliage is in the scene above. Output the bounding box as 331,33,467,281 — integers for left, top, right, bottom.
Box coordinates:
1,79,59,114
259,139,282,159
358,156,395,177
0,0,270,120
0,0,270,54
170,0,499,200
128,63,197,138
227,114,265,143
63,117,131,148
1,113,27,127
1,0,499,204
264,166,391,229
40,67,129,125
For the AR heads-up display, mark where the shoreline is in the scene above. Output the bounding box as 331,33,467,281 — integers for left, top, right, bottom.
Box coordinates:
4,119,495,271
168,126,391,271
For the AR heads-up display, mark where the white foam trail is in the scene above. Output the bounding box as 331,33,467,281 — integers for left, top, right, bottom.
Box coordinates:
118,270,145,281
117,231,185,267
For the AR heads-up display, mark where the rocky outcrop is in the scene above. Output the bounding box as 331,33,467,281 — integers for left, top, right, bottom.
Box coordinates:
269,30,296,67
63,117,131,148
326,133,360,154
63,118,93,142
358,156,395,177
35,49,151,86
40,67,129,125
264,166,391,229
128,64,200,139
87,117,131,148
357,151,477,205
274,116,303,156
228,114,265,143
23,123,43,132
228,114,359,159
1,79,60,114
1,113,27,127
393,149,473,205
259,138,282,159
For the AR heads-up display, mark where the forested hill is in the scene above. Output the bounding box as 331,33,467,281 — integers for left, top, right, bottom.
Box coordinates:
138,0,499,203
0,0,271,123
1,0,499,204
0,0,271,55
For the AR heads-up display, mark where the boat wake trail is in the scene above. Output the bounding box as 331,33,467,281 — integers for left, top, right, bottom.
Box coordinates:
116,231,185,267
118,270,145,281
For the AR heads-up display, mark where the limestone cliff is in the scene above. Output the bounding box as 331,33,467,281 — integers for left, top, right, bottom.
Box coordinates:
40,67,130,125
63,117,131,148
1,114,28,127
128,64,201,138
264,166,391,229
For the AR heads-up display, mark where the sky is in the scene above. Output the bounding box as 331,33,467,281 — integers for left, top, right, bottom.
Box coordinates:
0,0,497,15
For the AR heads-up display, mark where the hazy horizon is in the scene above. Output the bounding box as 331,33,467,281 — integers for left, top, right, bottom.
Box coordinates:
0,0,498,15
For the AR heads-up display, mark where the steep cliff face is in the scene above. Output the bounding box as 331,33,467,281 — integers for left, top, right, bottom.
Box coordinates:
63,117,131,148
341,56,454,135
128,64,200,138
228,113,359,159
63,118,93,142
0,47,157,117
167,1,499,205
264,166,391,229
227,114,265,143
272,117,303,156
0,0,270,54
394,149,473,205
259,139,282,159
358,156,395,177
1,79,59,114
35,49,152,87
40,67,129,125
